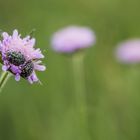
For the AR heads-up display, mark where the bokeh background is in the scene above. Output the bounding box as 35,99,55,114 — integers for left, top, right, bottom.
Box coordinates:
0,0,140,140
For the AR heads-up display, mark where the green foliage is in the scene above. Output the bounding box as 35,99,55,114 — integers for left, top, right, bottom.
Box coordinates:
0,0,140,140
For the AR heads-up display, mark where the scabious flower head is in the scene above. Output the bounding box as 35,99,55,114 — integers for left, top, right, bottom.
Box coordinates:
51,26,96,53
0,30,46,83
115,39,140,64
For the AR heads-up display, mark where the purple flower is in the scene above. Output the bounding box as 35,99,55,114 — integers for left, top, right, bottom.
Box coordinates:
115,39,140,64
0,30,46,83
51,26,96,53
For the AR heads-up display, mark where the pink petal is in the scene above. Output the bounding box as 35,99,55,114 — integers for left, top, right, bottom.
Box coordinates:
2,65,8,71
28,77,33,84
2,32,9,39
15,74,20,81
34,64,46,71
31,72,38,82
13,30,18,39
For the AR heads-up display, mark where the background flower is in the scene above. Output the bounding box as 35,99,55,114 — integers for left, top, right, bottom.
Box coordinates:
51,26,96,53
115,39,140,63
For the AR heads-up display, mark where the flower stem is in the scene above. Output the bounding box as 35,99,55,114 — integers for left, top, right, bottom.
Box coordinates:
72,52,89,139
0,71,11,92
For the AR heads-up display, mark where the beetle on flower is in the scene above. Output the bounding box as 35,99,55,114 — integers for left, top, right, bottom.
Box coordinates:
0,30,46,84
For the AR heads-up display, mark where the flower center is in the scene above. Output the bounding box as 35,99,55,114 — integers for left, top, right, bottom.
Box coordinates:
6,51,25,66
20,60,34,78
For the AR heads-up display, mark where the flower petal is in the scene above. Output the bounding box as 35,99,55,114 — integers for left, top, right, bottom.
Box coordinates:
13,30,18,39
15,74,20,81
34,64,46,71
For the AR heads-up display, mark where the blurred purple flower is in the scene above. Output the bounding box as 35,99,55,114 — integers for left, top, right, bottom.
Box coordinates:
0,30,46,83
51,26,96,53
115,39,140,64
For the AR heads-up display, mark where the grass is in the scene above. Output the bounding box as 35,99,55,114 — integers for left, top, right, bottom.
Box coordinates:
0,0,140,140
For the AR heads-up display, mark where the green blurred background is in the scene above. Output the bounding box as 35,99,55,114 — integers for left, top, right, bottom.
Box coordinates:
0,0,140,140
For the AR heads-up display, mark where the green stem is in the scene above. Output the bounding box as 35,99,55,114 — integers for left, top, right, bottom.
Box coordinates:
0,71,11,93
72,53,89,139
